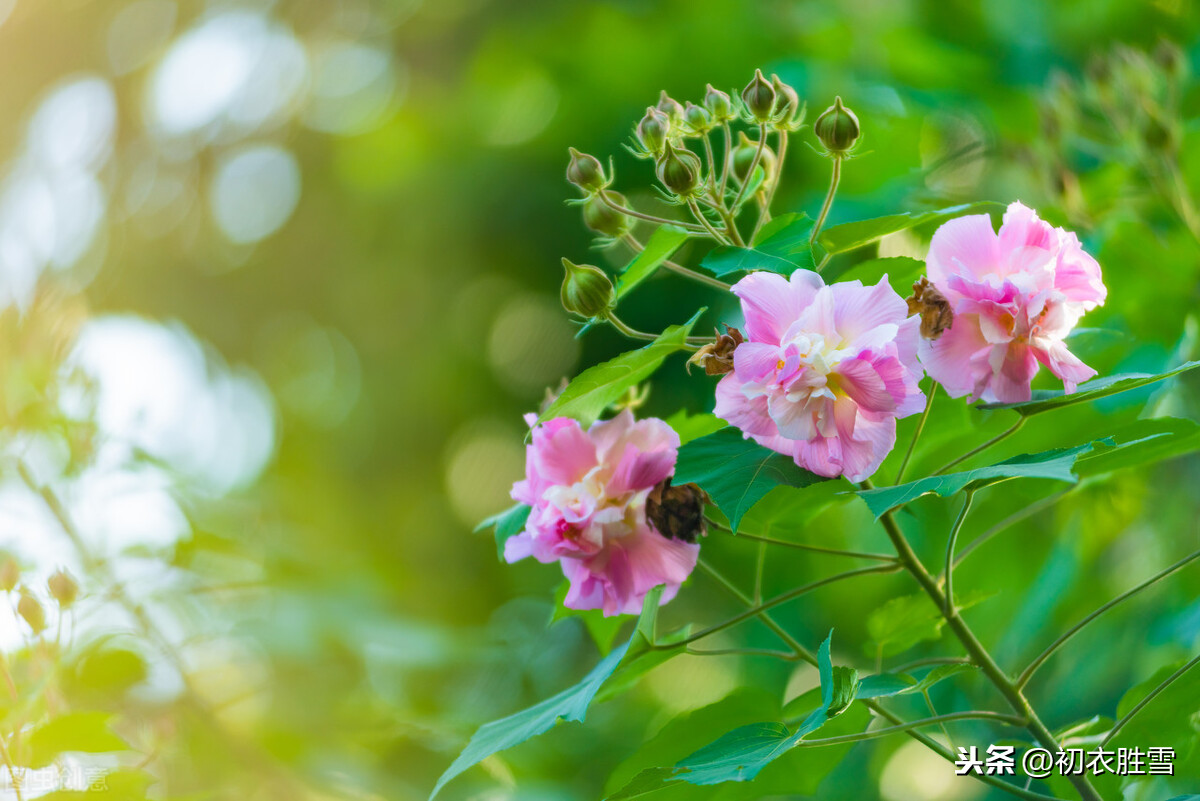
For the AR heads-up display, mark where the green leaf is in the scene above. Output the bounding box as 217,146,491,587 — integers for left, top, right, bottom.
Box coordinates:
616,225,690,299
606,767,685,800
817,201,1004,256
662,410,728,446
866,592,993,658
977,360,1200,416
823,256,926,295
753,213,816,267
475,503,531,561
634,585,664,647
551,581,627,655
28,711,129,769
430,634,634,799
856,664,979,699
855,440,1107,519
539,310,703,427
1073,417,1200,477
699,246,802,277
673,428,832,530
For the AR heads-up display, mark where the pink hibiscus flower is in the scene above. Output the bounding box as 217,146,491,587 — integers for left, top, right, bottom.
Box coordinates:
714,270,925,482
920,202,1107,403
506,410,700,616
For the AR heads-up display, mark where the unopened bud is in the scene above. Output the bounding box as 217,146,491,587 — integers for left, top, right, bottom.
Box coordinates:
771,74,801,126
582,192,632,238
741,69,776,123
636,106,670,156
560,258,615,319
682,102,713,135
655,140,703,197
814,96,861,155
0,556,18,593
17,590,45,634
656,90,685,123
703,84,733,122
729,131,777,187
47,568,78,608
566,147,607,194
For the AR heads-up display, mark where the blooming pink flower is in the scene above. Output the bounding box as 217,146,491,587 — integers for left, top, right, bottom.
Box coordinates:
920,202,1107,403
506,410,699,616
714,270,925,482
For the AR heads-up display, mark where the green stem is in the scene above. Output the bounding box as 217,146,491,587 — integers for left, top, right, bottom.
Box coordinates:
788,710,1026,746
942,491,976,615
685,646,799,660
932,416,1026,476
873,503,1104,801
953,488,1072,571
810,156,842,255
1100,651,1200,747
895,382,938,484
751,129,789,241
598,190,707,233
687,198,731,244
729,124,767,213
713,524,897,563
1017,547,1200,689
922,689,958,751
718,123,733,201
604,311,702,349
891,656,972,673
621,234,731,291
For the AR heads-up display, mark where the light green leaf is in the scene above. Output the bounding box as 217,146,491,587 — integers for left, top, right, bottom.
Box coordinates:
475,503,531,561
855,440,1105,519
616,225,690,299
430,634,634,799
817,201,1004,255
662,410,728,446
753,213,816,267
551,581,627,655
28,711,129,769
856,664,979,699
1074,417,1200,476
539,310,703,427
635,585,664,647
673,428,832,530
606,767,685,800
866,592,993,658
978,360,1200,416
699,246,802,277
823,256,926,295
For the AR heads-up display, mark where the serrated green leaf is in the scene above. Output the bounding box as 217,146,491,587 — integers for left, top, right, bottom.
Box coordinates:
855,440,1106,519
699,246,802,277
430,634,634,799
475,503,531,561
28,711,129,769
978,360,1200,416
823,256,926,295
673,428,832,530
616,225,690,299
539,310,703,427
662,410,728,446
817,201,1004,255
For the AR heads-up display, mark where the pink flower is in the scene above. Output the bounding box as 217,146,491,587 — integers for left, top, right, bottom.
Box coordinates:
714,270,925,482
920,202,1107,403
506,410,699,616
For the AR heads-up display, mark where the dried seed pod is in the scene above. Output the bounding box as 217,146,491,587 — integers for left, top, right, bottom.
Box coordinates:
906,276,954,340
646,479,709,543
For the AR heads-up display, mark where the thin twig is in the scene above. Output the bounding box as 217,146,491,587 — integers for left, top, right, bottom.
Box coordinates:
942,491,976,615
953,488,1072,571
712,523,898,562
932,417,1026,476
598,189,707,233
621,234,731,291
1100,652,1200,747
896,383,938,484
810,156,842,253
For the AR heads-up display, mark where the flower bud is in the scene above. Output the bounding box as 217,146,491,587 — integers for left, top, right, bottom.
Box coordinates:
47,568,78,608
560,258,615,319
771,74,801,125
655,140,703,197
741,69,776,123
582,192,632,238
814,96,861,154
636,106,670,157
0,556,18,593
703,84,733,122
656,90,685,123
566,147,607,194
682,102,713,135
17,590,45,634
729,131,777,187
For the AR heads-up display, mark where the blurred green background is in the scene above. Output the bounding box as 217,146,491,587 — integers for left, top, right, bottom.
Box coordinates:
0,0,1198,799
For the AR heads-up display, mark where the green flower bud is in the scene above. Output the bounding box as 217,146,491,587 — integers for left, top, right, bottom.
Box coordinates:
682,102,713,135
655,140,704,197
566,147,607,194
560,258,615,319
17,589,45,634
771,74,802,126
741,69,776,123
703,84,733,122
0,556,18,593
729,131,777,187
814,96,861,154
47,568,78,608
636,106,670,156
656,90,685,123
582,192,632,238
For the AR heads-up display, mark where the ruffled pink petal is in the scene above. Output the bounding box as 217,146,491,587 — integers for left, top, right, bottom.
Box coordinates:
608,442,677,495
835,358,896,413
531,418,598,487
1033,339,1097,393
503,531,535,563
984,342,1039,403
918,315,992,399
831,277,908,344
768,391,819,440
837,408,897,483
927,213,1001,290
714,374,777,439
998,201,1057,252
733,342,785,384
732,269,825,344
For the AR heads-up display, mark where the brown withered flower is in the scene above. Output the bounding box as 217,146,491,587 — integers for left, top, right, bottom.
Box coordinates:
686,325,743,375
646,479,709,544
905,276,954,340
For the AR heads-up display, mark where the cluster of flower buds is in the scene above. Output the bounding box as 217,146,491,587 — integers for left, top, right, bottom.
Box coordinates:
0,556,80,635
